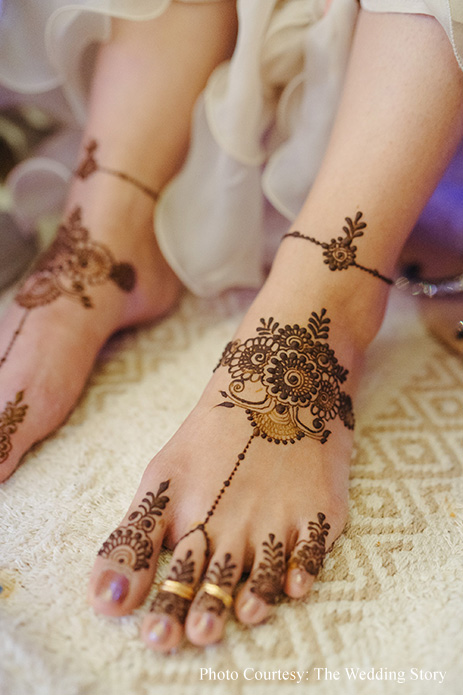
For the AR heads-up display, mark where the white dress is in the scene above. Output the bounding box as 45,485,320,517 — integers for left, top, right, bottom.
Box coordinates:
1,0,462,295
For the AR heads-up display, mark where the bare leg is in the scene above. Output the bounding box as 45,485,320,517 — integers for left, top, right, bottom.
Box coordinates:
0,1,238,482
87,10,463,652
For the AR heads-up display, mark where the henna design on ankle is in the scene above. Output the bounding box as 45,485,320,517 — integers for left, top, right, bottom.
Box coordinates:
290,513,330,576
283,212,393,285
216,310,354,444
195,553,237,616
0,391,28,465
250,534,285,605
98,480,170,571
151,550,196,623
76,140,159,203
0,207,137,370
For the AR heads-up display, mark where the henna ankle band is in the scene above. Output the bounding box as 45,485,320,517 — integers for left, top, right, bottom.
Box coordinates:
75,140,159,203
283,212,393,286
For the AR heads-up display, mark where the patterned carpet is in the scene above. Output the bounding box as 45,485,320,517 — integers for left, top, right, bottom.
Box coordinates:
0,288,462,695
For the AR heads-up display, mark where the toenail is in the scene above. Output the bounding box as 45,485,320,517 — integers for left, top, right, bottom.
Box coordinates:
239,595,266,621
292,569,308,588
147,617,172,645
192,612,216,636
95,570,129,604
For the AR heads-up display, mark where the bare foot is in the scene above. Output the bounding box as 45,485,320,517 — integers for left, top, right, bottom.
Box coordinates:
87,229,384,651
0,170,181,482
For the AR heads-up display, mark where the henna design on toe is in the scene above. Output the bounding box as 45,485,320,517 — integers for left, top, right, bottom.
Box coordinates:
195,553,237,616
216,310,354,444
98,480,170,571
250,534,285,605
0,207,137,371
283,212,393,285
291,513,331,576
151,550,196,623
0,391,28,465
76,140,159,203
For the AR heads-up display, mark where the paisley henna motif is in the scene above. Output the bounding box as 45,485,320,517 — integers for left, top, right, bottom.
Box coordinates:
98,481,170,571
0,391,28,464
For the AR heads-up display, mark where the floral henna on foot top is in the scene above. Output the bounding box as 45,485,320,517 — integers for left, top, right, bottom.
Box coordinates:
16,206,136,309
216,309,354,444
0,391,28,465
0,206,137,370
98,480,170,571
290,513,331,576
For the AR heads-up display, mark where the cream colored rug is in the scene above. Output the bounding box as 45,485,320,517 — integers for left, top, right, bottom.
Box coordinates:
0,288,462,695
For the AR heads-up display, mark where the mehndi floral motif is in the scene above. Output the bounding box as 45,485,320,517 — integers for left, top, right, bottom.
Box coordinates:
283,212,393,285
0,391,28,464
250,534,285,605
151,550,196,623
216,310,354,444
98,480,170,571
16,206,136,309
291,513,331,576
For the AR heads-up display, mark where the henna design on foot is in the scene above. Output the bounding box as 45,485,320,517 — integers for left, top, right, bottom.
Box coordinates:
195,553,237,616
291,513,331,576
151,550,196,623
16,206,136,309
0,391,28,465
250,534,285,605
0,207,137,371
76,140,159,203
98,481,170,571
283,212,393,285
216,310,354,444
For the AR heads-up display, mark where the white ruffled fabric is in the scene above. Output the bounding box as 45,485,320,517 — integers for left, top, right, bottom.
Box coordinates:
1,0,462,295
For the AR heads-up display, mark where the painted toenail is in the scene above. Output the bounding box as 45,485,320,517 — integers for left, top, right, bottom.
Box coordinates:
95,570,129,603
147,617,172,644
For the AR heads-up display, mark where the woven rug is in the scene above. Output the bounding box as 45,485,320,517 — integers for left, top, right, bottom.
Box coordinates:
0,287,462,695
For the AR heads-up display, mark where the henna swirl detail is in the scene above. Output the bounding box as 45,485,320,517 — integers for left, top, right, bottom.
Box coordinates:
98,481,170,571
216,310,354,444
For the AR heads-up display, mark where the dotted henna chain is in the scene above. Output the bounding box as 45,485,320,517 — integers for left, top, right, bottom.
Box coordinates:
75,140,159,203
283,212,394,286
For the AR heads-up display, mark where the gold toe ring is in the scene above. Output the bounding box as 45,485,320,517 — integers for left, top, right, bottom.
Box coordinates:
159,580,195,602
199,582,233,609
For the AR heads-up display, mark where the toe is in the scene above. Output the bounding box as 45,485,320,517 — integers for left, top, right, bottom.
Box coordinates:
142,526,208,653
88,479,171,616
185,544,243,647
235,532,286,625
285,512,336,599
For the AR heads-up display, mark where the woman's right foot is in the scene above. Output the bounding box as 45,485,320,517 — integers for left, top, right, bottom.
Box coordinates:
0,171,181,483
